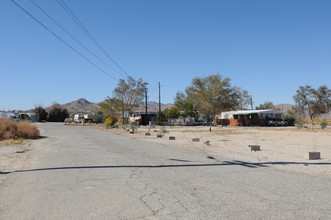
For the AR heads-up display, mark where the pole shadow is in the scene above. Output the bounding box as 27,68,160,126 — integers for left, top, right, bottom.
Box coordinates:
1,160,331,175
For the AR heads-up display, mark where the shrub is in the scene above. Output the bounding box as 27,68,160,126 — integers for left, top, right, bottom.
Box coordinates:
16,121,40,139
284,115,296,126
0,119,40,140
320,119,328,129
296,118,304,129
0,119,17,140
104,117,118,129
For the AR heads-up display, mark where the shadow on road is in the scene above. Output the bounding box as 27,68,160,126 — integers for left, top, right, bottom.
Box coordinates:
1,160,331,175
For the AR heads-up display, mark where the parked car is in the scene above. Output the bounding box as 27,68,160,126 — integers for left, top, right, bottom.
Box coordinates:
193,120,206,126
9,115,21,122
64,118,74,123
266,118,288,126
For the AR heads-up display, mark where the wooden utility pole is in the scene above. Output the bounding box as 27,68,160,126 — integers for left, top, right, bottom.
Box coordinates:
145,90,148,125
158,82,161,119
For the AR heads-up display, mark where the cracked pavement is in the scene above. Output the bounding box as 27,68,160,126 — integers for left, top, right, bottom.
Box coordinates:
0,123,331,219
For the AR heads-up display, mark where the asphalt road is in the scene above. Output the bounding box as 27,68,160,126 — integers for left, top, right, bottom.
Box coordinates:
0,123,331,219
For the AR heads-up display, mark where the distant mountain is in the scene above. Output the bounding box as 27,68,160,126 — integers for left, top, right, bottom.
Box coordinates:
136,101,174,112
46,98,101,113
274,104,295,113
44,99,174,114
274,103,331,119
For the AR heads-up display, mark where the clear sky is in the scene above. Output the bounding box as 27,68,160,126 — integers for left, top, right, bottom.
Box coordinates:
1,0,330,110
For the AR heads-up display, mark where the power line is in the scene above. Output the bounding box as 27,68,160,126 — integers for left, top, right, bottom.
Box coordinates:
57,0,130,77
30,0,127,78
9,0,117,81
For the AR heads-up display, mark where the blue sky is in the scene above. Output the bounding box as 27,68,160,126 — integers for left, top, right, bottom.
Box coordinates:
1,0,330,110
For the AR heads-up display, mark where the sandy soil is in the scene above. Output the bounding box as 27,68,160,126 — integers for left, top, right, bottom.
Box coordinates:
103,126,331,178
0,140,32,180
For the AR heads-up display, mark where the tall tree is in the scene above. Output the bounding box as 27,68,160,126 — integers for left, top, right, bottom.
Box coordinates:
293,85,331,124
48,105,69,122
234,87,251,109
256,101,275,110
113,76,148,123
99,97,121,119
163,106,180,119
184,74,240,121
174,92,197,118
34,106,48,122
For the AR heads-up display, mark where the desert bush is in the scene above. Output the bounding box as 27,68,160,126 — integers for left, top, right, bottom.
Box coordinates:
284,115,295,126
320,119,328,129
16,121,40,139
0,119,17,140
104,116,118,129
0,119,39,140
295,118,304,129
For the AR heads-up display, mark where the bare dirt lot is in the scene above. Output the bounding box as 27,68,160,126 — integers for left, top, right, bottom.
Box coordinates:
0,140,32,177
103,126,331,178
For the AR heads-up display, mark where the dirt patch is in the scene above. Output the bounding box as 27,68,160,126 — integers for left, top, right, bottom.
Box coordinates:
102,126,331,178
0,140,32,180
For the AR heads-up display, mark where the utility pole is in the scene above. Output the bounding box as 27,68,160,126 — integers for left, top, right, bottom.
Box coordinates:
250,97,253,110
145,90,148,125
158,82,161,120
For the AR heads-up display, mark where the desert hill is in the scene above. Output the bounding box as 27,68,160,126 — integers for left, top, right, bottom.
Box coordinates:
46,98,101,113
45,99,174,114
274,103,331,119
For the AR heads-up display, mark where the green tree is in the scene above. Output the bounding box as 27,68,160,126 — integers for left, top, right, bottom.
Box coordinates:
163,106,180,118
256,101,275,110
48,105,69,122
113,76,148,124
184,74,240,121
174,92,197,118
99,97,121,119
293,85,331,124
34,106,48,122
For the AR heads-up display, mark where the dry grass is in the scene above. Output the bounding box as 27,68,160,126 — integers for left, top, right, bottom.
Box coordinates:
302,118,331,125
0,119,40,140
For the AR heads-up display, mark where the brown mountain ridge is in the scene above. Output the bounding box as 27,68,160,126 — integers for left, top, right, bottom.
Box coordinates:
46,98,174,114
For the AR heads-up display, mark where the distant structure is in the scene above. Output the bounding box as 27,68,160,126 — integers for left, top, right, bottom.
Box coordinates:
215,109,284,126
130,111,158,125
0,112,36,122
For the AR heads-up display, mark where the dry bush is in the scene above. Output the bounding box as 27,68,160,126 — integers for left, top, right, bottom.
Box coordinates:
0,119,17,140
16,121,40,139
0,119,39,140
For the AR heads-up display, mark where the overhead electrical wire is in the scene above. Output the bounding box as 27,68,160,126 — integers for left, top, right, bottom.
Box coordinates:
57,0,130,77
30,0,127,78
9,0,117,81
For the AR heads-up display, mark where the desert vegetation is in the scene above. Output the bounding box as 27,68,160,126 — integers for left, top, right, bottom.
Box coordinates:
0,119,40,141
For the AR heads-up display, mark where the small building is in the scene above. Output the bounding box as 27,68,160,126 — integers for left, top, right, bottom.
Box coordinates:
130,111,158,125
215,109,284,126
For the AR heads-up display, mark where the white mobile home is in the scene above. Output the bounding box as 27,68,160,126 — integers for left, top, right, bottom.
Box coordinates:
215,109,284,126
